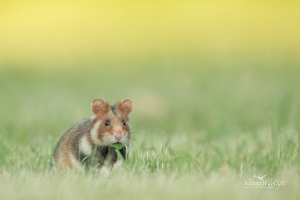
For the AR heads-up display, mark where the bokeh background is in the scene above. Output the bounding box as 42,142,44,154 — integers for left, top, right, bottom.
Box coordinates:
1,0,299,67
1,0,300,129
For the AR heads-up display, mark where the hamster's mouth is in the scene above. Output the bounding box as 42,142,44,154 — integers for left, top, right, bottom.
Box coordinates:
111,142,123,150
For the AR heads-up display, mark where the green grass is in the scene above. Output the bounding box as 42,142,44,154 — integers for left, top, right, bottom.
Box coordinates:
0,60,299,199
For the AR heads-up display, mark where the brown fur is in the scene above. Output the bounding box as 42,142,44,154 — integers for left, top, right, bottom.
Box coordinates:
52,98,133,171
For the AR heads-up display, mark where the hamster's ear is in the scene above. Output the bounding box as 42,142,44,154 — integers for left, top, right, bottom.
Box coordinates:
117,98,133,115
92,98,110,116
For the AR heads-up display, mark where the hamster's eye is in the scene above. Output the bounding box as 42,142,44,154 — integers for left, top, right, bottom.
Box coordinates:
122,120,126,126
105,120,110,126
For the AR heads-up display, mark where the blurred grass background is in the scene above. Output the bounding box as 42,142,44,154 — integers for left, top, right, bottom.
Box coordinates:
0,0,300,199
0,0,299,67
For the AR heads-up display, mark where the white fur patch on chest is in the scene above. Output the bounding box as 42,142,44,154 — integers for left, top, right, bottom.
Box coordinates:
90,120,102,145
79,135,93,156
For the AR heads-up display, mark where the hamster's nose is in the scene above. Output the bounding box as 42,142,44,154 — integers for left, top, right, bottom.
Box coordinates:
114,132,122,141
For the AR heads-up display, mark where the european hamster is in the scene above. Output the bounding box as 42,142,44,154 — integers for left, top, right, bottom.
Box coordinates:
51,98,133,171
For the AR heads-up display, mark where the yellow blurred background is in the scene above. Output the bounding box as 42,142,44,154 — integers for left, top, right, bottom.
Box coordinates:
0,0,299,68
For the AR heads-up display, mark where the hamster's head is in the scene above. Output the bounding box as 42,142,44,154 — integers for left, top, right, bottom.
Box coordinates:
90,98,133,147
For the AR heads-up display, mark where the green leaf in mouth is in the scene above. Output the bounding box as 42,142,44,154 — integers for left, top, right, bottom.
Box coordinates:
112,142,123,150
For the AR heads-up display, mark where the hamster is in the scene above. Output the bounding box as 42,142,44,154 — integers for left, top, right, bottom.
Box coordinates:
51,98,133,172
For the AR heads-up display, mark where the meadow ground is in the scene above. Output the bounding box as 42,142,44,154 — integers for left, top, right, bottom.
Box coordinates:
0,59,299,200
